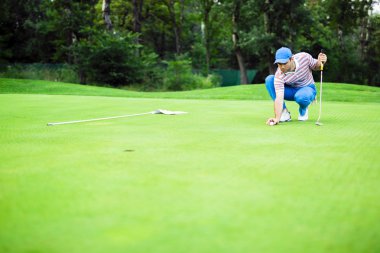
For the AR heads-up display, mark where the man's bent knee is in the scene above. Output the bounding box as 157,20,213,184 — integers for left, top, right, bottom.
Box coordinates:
295,93,313,107
265,75,275,88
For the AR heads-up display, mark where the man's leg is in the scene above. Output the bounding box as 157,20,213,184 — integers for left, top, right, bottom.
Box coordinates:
265,75,287,109
294,84,316,117
265,75,294,122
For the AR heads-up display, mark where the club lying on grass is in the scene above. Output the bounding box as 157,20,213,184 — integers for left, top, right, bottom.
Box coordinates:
47,109,187,126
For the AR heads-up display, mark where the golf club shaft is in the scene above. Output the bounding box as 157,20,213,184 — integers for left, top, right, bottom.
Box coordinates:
47,112,153,126
316,49,325,123
317,63,323,122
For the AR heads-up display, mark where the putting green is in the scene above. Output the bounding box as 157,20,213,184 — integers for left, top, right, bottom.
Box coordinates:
1,93,380,253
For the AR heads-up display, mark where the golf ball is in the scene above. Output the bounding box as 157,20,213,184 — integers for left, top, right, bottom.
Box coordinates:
269,121,274,126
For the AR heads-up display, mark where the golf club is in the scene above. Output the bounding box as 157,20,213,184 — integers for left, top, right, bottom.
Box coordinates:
316,49,325,126
47,109,187,126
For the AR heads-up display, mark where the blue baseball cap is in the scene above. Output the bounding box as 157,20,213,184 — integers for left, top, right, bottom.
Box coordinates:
274,47,292,64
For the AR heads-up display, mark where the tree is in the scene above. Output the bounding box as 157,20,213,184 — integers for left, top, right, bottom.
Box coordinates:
197,0,214,74
102,0,113,31
260,0,311,74
159,0,183,54
0,0,51,63
71,31,160,87
231,0,248,84
366,14,380,84
132,0,143,36
0,0,378,87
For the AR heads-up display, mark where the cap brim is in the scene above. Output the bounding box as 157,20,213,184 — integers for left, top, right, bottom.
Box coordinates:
274,59,289,64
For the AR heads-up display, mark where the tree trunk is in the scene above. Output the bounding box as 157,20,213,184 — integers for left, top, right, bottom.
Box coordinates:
79,70,87,84
338,26,344,50
263,0,275,74
165,0,181,54
232,0,248,84
133,0,143,34
132,0,143,56
180,0,185,25
235,48,248,84
203,19,210,74
102,0,113,31
360,2,372,61
202,0,214,74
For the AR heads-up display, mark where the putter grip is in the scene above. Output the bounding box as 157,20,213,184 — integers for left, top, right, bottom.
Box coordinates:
320,49,325,70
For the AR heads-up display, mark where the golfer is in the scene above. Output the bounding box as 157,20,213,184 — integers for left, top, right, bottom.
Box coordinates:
265,47,327,126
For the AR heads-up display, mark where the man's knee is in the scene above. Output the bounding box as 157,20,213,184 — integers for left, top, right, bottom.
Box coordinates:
295,90,314,106
265,75,276,100
265,75,274,88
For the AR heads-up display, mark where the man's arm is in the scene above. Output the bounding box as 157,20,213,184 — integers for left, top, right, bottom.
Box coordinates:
274,96,283,122
266,92,284,125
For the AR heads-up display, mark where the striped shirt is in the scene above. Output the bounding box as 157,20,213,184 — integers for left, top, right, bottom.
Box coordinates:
274,52,318,96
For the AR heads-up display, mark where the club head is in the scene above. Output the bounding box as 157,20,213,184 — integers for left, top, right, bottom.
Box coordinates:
315,121,323,126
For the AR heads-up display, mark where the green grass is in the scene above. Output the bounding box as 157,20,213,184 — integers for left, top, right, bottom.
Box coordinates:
1,78,380,253
1,77,380,102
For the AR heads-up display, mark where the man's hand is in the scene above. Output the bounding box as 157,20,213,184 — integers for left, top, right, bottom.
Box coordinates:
318,53,327,64
266,118,278,126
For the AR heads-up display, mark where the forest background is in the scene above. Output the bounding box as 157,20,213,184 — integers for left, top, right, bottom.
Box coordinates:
0,0,379,90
